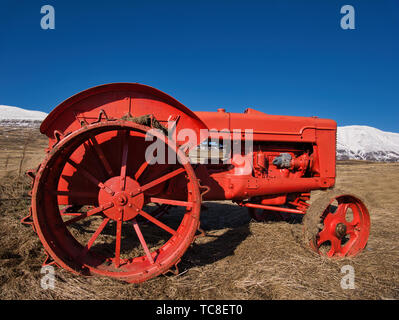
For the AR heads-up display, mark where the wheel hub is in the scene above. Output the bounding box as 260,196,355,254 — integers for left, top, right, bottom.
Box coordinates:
335,222,347,239
98,176,144,221
117,194,128,206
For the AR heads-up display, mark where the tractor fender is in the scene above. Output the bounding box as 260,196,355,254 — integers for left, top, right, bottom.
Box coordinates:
40,83,208,148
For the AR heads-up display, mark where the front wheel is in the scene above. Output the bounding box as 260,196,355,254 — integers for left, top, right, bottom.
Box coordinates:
303,189,370,258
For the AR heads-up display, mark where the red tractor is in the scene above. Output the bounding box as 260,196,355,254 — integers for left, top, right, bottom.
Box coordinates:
22,83,370,283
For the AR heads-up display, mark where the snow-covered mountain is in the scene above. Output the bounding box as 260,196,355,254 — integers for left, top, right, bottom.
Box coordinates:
0,105,398,161
0,105,47,127
337,125,399,162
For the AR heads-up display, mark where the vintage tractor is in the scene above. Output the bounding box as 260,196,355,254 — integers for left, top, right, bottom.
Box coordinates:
22,83,370,283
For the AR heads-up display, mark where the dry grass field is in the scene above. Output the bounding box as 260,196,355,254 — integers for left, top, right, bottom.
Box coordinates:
0,126,398,300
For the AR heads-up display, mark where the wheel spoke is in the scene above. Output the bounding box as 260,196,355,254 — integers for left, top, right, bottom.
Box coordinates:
90,136,114,177
53,190,98,198
85,218,110,251
114,220,123,268
132,219,154,264
60,205,83,216
327,237,342,257
341,233,357,256
82,141,107,181
135,161,149,180
322,211,336,228
135,207,177,236
63,202,113,226
150,197,193,208
120,130,130,190
132,167,185,196
316,228,331,246
67,158,114,195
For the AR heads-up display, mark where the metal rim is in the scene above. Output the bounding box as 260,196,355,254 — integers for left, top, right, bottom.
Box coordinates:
31,120,201,283
311,194,370,257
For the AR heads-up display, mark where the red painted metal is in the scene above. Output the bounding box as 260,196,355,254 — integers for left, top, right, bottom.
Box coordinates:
40,83,207,148
241,202,305,215
30,121,201,282
308,194,370,257
24,83,371,283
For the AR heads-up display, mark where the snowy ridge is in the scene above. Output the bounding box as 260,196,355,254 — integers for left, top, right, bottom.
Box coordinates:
0,105,47,127
337,126,399,162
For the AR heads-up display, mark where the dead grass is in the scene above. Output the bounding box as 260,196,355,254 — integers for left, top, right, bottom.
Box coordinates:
0,127,398,300
0,126,47,177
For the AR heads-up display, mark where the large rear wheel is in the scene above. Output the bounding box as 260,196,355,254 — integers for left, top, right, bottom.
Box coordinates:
31,120,201,283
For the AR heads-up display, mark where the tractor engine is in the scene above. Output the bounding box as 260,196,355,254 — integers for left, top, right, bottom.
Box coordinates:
192,108,337,205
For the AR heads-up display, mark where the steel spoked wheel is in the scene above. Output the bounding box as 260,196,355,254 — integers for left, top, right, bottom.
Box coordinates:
31,120,201,283
304,190,370,258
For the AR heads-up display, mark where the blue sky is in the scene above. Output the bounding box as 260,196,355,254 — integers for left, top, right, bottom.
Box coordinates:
0,0,398,132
